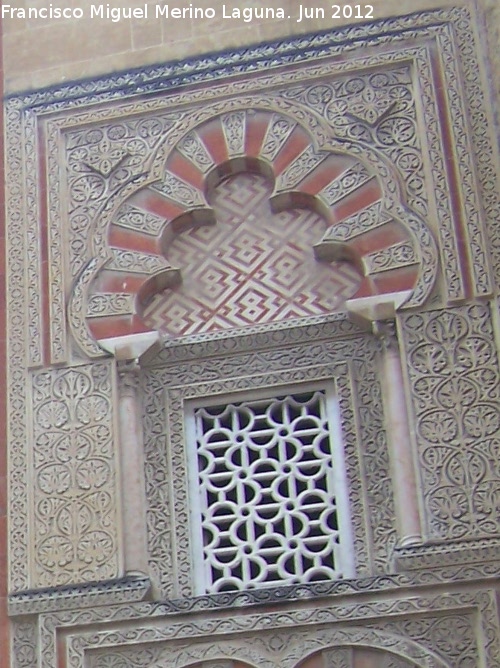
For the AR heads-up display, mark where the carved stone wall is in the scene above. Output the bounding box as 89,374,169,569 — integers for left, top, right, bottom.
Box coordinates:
9,583,500,668
399,303,500,542
142,319,394,596
5,6,500,668
30,363,121,587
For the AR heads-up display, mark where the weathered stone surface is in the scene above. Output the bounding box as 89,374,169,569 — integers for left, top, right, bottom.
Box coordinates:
3,0,500,120
4,5,500,668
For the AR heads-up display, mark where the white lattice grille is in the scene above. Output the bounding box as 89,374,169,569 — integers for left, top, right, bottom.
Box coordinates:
187,386,354,593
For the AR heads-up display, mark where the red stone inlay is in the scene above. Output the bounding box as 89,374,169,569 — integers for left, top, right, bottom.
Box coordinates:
299,155,353,194
332,179,382,221
244,112,269,157
97,273,146,294
89,314,149,340
272,127,311,175
129,189,185,220
198,117,229,164
350,221,408,256
108,227,160,254
372,266,419,294
166,150,205,189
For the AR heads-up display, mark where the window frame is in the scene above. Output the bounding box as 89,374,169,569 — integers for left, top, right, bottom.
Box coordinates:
142,319,395,599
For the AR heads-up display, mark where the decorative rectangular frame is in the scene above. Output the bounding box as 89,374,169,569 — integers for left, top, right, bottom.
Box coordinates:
142,317,393,597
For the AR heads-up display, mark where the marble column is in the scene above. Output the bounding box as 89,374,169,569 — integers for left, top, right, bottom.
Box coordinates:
378,323,422,547
117,360,149,575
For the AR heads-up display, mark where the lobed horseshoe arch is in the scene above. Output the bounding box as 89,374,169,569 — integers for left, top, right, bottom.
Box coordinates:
165,631,452,668
69,104,438,357
294,638,452,668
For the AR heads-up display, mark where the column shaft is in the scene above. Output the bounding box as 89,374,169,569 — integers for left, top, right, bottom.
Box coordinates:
381,329,422,547
117,364,149,575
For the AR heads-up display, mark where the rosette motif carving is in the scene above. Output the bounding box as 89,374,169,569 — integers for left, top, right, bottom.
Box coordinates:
31,363,119,586
401,303,500,540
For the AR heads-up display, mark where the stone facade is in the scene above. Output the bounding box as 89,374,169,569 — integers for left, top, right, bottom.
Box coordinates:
2,0,500,107
3,3,500,667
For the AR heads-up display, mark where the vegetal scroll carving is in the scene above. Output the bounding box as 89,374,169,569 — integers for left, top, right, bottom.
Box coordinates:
401,303,500,540
31,363,120,586
65,92,435,356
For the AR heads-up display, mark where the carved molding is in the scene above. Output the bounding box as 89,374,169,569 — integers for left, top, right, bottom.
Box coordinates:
142,319,396,596
8,575,151,617
30,588,499,668
393,536,500,571
10,565,500,619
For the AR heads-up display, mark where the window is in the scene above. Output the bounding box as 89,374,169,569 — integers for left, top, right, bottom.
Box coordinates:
186,383,354,594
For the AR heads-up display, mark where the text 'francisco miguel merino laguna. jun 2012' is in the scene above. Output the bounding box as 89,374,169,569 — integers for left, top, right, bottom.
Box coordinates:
0,3,377,23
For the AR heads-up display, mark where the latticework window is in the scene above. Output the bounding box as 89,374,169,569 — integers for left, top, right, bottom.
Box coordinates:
186,385,354,594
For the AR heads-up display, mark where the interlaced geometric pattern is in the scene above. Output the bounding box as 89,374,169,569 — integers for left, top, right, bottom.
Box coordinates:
187,387,354,593
143,173,361,337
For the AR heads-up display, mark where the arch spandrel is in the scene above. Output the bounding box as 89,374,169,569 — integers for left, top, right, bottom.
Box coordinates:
68,105,438,357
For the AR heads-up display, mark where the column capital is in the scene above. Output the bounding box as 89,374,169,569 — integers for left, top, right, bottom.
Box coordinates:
117,359,141,394
373,320,399,352
345,290,411,333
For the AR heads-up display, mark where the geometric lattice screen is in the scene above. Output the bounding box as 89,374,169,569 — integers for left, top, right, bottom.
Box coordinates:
186,385,354,593
143,172,361,336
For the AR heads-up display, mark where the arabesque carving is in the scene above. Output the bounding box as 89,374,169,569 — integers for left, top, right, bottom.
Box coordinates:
31,363,120,586
4,8,500,668
142,320,394,597
400,303,500,540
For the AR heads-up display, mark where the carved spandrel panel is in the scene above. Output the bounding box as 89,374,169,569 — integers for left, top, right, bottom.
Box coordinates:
283,66,427,218
64,113,183,278
400,303,500,541
366,613,478,667
30,362,120,587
